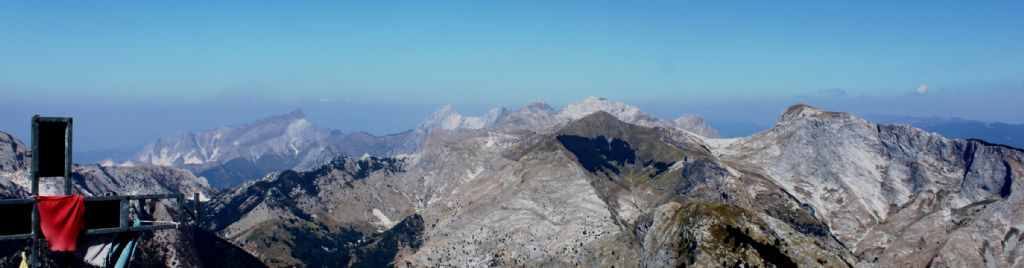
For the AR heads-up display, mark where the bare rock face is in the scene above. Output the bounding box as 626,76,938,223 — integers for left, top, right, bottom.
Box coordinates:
0,131,29,173
400,105,1018,267
71,164,215,198
0,131,30,198
201,110,837,267
711,104,1024,267
201,156,414,267
673,114,719,139
384,111,849,267
488,100,561,133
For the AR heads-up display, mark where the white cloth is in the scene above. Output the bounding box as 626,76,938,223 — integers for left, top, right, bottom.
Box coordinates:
81,234,117,267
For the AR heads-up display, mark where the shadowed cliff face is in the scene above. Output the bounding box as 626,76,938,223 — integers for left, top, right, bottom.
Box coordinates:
557,135,636,175
554,111,702,180
349,214,425,267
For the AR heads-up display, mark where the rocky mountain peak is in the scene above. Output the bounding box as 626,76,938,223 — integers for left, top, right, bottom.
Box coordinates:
778,103,822,122
418,105,490,130
556,111,671,147
252,109,308,127
430,105,456,117
526,99,555,113
414,97,717,137
482,107,510,124
560,96,653,123
0,131,30,173
555,97,720,138
672,114,719,138
283,108,306,120
419,105,456,127
562,111,622,131
133,108,337,178
777,103,852,124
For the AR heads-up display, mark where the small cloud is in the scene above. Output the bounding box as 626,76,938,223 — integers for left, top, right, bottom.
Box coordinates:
320,98,332,103
915,84,929,95
818,88,848,97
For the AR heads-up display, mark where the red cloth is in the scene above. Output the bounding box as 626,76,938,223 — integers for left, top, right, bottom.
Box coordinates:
34,195,86,252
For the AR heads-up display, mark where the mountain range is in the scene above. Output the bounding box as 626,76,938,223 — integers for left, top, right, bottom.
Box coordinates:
1,98,1022,267
194,103,1022,267
865,114,1024,149
128,97,719,189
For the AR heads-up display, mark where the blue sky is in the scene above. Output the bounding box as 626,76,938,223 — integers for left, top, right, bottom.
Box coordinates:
1,1,1022,150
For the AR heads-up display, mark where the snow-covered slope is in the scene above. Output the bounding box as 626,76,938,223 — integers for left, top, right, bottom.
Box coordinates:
133,109,417,188
134,109,331,168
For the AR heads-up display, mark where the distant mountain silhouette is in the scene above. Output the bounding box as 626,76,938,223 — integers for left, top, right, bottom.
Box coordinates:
865,114,1024,148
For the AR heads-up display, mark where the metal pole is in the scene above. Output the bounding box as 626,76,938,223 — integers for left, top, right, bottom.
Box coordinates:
120,197,129,232
176,195,183,227
193,192,200,225
30,115,39,268
64,118,72,195
30,115,39,196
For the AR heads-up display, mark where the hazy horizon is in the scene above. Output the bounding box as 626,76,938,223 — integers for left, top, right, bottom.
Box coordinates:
2,1,1022,151
3,93,1023,153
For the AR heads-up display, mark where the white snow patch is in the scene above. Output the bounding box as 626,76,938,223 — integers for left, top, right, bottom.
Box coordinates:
667,160,687,173
372,208,397,230
705,137,745,156
465,166,484,182
558,96,647,123
208,148,221,162
484,132,518,149
148,149,176,166
183,154,204,165
460,116,486,129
